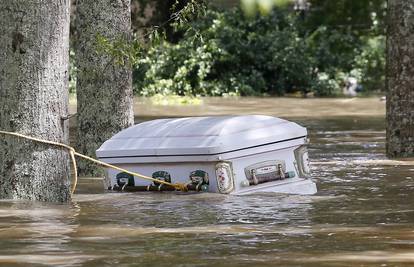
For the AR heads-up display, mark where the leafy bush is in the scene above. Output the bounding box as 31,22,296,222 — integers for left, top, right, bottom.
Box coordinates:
353,36,385,91
135,8,314,96
133,6,385,97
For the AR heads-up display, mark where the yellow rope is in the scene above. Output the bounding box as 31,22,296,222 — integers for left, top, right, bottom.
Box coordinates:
0,130,188,194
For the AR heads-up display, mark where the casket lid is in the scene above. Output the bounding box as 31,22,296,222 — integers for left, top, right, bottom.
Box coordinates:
96,115,307,158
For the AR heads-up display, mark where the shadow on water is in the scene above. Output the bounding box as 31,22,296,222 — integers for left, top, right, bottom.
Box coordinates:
3,97,414,266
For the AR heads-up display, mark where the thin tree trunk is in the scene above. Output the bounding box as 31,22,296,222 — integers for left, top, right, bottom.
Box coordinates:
386,0,414,158
75,0,134,176
0,0,71,202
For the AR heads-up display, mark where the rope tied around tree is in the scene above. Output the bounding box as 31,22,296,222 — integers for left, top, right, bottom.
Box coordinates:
0,131,188,195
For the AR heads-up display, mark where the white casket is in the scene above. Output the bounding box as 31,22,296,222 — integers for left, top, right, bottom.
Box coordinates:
96,115,317,195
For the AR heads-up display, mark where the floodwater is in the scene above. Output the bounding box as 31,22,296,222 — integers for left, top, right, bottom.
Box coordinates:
2,97,414,267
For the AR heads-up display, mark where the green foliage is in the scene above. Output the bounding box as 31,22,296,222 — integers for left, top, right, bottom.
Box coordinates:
95,34,141,67
305,0,387,36
94,0,206,68
131,0,206,41
353,36,385,91
134,3,386,97
303,0,387,92
135,8,317,96
77,0,385,97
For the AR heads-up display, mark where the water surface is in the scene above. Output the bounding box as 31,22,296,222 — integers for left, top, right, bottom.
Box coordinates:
2,97,414,267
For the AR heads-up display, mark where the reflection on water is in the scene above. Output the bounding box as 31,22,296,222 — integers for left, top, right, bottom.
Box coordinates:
3,98,414,266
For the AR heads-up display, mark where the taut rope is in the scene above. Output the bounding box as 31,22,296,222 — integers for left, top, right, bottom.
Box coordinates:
0,131,188,195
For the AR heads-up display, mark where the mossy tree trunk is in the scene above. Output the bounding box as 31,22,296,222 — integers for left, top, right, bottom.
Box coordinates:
386,0,414,158
75,0,134,176
0,0,71,202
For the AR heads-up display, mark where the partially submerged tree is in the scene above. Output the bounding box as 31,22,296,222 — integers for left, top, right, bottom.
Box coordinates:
75,0,134,176
386,0,414,158
0,0,71,201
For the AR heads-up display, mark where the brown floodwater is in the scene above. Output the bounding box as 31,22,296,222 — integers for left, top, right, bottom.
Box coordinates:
2,97,414,267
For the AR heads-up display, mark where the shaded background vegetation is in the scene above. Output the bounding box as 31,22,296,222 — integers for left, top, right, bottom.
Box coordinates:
71,0,387,97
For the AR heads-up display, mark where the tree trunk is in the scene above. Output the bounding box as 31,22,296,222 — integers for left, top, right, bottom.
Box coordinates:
386,0,414,158
0,0,71,202
75,0,134,176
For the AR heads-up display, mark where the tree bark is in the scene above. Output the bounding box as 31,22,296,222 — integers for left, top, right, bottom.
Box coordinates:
386,0,414,158
75,0,134,176
0,0,71,202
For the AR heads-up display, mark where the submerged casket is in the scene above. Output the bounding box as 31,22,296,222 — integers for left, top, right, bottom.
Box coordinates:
96,115,317,195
